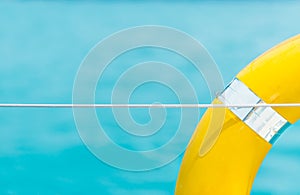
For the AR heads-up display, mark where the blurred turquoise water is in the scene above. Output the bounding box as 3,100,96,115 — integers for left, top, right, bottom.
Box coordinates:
1,1,300,194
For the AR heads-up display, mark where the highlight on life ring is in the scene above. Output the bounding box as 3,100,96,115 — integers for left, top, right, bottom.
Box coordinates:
175,34,300,194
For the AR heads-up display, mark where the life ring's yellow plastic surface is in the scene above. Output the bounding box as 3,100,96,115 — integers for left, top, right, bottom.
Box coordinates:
175,34,300,195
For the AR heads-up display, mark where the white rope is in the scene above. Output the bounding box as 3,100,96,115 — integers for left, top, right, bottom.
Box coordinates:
0,103,300,108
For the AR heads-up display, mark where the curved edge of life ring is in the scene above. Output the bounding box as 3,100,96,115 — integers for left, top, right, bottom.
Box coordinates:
175,34,300,195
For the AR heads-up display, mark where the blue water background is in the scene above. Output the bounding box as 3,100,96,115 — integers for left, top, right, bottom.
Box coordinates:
1,1,300,194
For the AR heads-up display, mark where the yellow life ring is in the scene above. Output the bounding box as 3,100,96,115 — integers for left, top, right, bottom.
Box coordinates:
175,34,300,194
